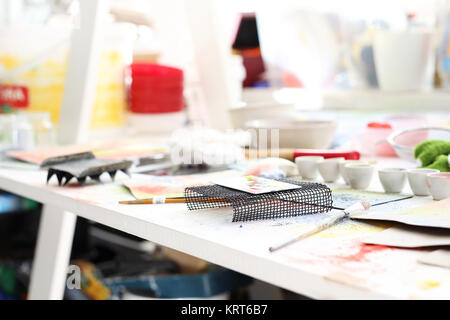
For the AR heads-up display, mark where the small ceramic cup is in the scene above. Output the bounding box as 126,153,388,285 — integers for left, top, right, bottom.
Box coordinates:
378,168,407,194
407,168,439,196
317,157,345,182
295,156,324,180
426,172,450,201
339,160,370,184
344,163,375,190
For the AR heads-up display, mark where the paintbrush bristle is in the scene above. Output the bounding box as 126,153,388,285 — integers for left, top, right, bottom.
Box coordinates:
361,200,371,210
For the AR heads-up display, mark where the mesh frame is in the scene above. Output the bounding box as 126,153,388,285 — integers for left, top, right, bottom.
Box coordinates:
184,179,333,222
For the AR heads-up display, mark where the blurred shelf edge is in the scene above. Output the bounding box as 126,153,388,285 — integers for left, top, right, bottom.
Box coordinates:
241,88,450,112
322,89,450,112
90,225,157,253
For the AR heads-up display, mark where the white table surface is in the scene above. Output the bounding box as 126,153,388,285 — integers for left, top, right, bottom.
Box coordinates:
0,157,449,300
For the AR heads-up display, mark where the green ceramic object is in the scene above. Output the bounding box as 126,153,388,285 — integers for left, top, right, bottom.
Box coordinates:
415,140,450,168
425,154,450,172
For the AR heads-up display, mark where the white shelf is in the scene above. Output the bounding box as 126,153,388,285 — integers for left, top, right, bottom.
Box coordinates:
322,89,450,111
242,88,450,112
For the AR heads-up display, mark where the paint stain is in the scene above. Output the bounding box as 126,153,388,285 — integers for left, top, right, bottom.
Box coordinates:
419,280,441,290
75,198,98,205
336,243,389,263
135,185,170,195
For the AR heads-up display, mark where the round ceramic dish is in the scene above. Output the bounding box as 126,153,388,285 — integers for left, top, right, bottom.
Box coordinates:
246,119,337,149
385,127,450,162
407,168,440,196
378,168,407,193
426,172,450,201
295,156,324,180
317,157,345,182
339,160,370,185
344,163,375,190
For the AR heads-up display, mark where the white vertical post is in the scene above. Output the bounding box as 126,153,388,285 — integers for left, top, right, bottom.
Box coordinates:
29,0,109,300
184,0,233,130
28,206,77,300
3,0,23,25
57,0,109,145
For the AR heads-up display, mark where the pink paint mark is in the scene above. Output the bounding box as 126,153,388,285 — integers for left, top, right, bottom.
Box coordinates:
336,243,390,263
74,197,99,205
134,185,171,195
279,241,394,275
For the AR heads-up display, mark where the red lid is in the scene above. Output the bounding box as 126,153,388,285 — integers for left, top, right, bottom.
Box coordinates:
367,122,392,129
130,63,183,82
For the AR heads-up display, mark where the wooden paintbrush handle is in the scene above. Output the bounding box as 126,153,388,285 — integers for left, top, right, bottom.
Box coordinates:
245,149,360,161
119,197,228,205
245,149,295,161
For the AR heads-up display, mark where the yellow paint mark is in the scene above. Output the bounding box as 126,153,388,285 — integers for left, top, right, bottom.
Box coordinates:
419,280,441,290
317,220,389,239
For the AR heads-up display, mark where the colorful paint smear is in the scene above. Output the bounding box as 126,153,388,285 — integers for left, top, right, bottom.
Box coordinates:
212,175,301,194
124,171,239,200
7,138,169,165
354,198,450,229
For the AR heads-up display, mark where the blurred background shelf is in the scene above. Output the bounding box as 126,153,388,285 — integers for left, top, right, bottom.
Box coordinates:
241,88,450,112
322,89,450,111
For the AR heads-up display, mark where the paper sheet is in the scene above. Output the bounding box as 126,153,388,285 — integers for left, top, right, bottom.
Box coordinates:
124,171,240,199
362,224,450,248
212,175,301,194
331,188,414,210
418,249,450,269
353,198,450,229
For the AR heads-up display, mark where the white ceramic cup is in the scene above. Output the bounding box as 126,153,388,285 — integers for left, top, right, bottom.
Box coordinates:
378,168,407,194
339,160,370,185
344,164,375,190
317,157,345,182
426,172,450,201
295,156,324,180
373,30,435,91
407,168,440,196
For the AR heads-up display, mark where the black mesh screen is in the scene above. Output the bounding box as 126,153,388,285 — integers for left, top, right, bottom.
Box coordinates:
185,179,333,222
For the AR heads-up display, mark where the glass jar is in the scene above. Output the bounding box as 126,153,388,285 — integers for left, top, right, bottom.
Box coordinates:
18,111,56,148
0,114,17,152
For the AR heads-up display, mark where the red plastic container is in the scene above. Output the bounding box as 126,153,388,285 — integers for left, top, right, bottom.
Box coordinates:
128,63,184,114
293,149,360,160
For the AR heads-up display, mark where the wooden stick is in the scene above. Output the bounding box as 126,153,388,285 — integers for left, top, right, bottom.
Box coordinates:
119,197,228,205
245,149,295,161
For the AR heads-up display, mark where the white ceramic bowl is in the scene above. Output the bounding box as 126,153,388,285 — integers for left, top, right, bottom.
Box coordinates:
344,164,375,190
230,102,296,129
318,157,345,182
426,172,450,201
295,156,324,180
407,168,440,196
246,119,337,149
339,160,370,185
378,168,407,194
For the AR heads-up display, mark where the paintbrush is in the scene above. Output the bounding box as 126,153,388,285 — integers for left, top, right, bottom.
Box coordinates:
119,196,228,205
119,197,345,212
268,200,371,252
